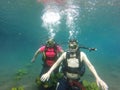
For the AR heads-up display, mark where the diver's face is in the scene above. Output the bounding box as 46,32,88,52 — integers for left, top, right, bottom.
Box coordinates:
48,42,54,47
69,42,78,52
46,39,55,47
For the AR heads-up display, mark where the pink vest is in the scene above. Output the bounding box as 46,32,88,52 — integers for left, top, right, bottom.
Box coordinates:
39,45,62,66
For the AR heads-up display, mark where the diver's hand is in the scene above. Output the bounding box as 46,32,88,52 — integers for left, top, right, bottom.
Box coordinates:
31,58,35,63
96,78,108,90
40,73,50,82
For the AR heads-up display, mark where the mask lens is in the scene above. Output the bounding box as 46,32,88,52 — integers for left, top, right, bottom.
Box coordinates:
69,44,77,49
47,40,54,47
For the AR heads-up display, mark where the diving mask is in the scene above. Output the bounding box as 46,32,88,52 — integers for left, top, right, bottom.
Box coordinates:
46,39,55,47
69,40,78,51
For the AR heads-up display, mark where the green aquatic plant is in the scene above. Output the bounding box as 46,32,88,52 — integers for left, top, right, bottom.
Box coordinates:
50,72,64,84
35,76,42,85
16,69,28,76
14,68,28,81
35,73,99,90
35,72,64,88
82,80,100,90
55,72,64,79
35,76,53,88
11,86,24,90
14,76,22,81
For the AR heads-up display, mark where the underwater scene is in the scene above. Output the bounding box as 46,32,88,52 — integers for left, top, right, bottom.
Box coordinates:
0,0,120,90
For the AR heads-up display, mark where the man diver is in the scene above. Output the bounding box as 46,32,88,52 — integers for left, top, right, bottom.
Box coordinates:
40,39,108,90
31,38,64,90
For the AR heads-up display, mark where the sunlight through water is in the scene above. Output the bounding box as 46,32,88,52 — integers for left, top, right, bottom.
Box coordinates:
40,1,62,39
40,0,81,39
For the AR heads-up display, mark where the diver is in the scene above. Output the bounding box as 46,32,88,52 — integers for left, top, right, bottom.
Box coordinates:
31,38,64,90
40,39,108,90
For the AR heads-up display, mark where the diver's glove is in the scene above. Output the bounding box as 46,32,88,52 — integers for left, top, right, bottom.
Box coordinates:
40,73,50,82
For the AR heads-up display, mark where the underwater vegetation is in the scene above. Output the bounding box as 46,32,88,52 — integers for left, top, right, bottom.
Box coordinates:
82,80,100,90
14,68,28,81
11,63,33,90
11,86,24,90
35,72,64,88
13,63,99,90
35,72,99,90
14,63,32,81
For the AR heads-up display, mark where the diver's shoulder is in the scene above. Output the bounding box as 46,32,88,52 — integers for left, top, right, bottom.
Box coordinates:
80,51,87,56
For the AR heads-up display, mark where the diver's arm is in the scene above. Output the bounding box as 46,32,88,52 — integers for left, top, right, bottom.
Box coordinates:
81,52,108,90
60,49,64,53
57,45,64,54
31,49,40,63
40,52,66,82
81,52,100,79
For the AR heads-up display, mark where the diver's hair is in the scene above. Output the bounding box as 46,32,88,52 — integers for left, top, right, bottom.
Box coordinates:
46,38,55,44
68,39,78,44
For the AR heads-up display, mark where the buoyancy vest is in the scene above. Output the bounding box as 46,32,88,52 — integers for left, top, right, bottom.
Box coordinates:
42,45,58,67
62,49,85,76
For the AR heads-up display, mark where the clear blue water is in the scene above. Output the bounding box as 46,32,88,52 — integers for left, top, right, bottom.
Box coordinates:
0,0,120,90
